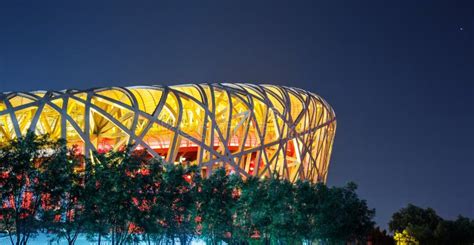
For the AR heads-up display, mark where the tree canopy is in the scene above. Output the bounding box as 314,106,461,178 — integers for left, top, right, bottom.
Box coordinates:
0,133,376,245
390,204,474,245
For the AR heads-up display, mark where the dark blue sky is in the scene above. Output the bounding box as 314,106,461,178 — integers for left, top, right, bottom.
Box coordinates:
1,0,473,229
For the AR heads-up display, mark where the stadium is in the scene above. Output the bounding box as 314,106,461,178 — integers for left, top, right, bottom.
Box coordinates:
0,83,336,183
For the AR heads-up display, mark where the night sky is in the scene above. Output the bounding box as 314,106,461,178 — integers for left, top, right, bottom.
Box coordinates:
1,1,473,229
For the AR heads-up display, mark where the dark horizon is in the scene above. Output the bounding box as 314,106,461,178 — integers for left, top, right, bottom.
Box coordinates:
1,0,473,229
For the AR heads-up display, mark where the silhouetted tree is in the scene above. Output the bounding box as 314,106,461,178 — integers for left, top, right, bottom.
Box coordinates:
389,204,441,244
315,182,375,243
368,227,394,245
434,216,474,245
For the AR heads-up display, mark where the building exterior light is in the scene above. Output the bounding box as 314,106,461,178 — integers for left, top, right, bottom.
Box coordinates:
0,83,336,183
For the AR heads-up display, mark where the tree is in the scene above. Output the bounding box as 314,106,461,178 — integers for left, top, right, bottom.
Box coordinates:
83,147,155,244
82,151,114,244
160,164,199,245
367,227,394,245
338,182,376,242
232,176,270,244
434,216,474,245
389,204,441,244
195,168,238,245
1,132,381,244
294,180,322,244
0,132,61,245
390,204,474,244
265,177,297,244
394,229,419,245
315,182,375,243
40,144,85,245
129,153,165,245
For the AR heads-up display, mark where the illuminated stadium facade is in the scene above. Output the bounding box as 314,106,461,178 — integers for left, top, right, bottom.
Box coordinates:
0,83,336,183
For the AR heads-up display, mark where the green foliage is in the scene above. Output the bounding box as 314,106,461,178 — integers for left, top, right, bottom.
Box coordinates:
233,179,375,244
394,229,419,245
0,132,380,244
195,168,236,245
159,163,199,245
265,177,298,243
434,216,474,245
390,204,474,245
311,182,375,243
40,144,84,245
82,147,161,245
233,176,268,242
0,132,62,245
389,204,441,244
3,132,474,245
130,153,165,244
294,180,320,243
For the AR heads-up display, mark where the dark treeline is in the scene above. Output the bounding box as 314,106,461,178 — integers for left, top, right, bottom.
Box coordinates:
0,133,374,244
0,133,376,245
389,204,474,245
2,133,474,245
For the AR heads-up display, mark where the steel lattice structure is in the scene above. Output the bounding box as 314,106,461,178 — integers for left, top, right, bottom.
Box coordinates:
0,83,336,182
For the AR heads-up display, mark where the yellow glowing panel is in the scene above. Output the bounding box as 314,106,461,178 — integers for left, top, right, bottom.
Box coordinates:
129,88,163,115
9,96,34,107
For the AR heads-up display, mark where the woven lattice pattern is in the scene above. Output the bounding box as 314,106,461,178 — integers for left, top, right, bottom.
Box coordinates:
0,83,336,182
